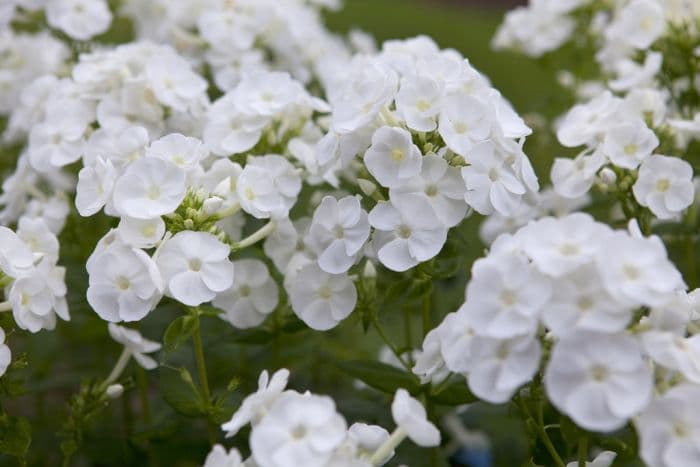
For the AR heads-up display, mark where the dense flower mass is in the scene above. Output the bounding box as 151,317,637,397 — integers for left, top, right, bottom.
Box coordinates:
1,0,700,465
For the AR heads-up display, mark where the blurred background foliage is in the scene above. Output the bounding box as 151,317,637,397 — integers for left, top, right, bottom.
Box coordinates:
0,1,613,467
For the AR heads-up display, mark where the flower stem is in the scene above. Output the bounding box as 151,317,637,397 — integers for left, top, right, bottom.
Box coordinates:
212,201,241,221
371,318,413,373
422,293,431,339
101,348,132,390
232,220,276,252
369,427,406,466
536,398,566,467
191,313,216,445
578,434,588,467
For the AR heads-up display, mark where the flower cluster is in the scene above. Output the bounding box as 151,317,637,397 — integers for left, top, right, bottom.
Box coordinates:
494,0,700,227
212,368,439,467
418,212,700,464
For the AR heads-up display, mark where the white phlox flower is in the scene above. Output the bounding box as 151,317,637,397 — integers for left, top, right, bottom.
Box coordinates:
108,323,162,370
156,231,234,307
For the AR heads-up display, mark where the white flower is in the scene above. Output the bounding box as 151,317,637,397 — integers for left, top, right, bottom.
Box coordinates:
595,231,684,307
464,253,551,338
390,153,467,228
107,323,161,370
545,332,653,432
112,157,186,220
519,213,609,277
87,240,163,322
396,75,442,132
75,157,117,217
636,384,700,467
542,266,632,337
462,141,526,216
0,327,10,378
0,226,34,278
369,197,448,272
204,93,267,156
632,155,695,220
46,0,112,41
9,259,69,333
391,388,440,447
117,217,166,249
566,451,616,467
203,445,244,467
203,444,244,467
556,92,619,148
464,333,541,404
641,332,700,384
250,391,347,467
237,155,302,219
287,263,357,331
17,216,59,263
608,0,665,49
439,94,492,156
602,119,658,170
413,325,449,385
551,151,606,198
330,56,398,134
222,368,290,438
307,196,370,274
156,231,234,307
145,133,207,170
364,126,422,188
145,55,207,112
213,259,279,329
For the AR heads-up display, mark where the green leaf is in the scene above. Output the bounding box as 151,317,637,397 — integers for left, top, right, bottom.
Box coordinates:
0,414,31,459
429,381,477,406
335,360,420,395
163,315,199,353
159,369,204,417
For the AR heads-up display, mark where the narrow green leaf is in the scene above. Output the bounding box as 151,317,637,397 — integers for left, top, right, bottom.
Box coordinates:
163,315,199,353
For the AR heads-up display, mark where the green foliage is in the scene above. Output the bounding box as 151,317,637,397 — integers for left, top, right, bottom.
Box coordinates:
0,415,31,463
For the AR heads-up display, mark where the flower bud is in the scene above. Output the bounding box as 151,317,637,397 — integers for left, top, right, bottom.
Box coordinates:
357,178,377,197
599,167,617,186
202,197,224,215
106,384,124,399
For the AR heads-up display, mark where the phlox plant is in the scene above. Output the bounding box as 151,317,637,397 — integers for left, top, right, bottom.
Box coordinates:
0,0,699,466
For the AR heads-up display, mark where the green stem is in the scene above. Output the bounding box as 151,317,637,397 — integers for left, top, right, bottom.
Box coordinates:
686,235,698,289
101,348,132,391
422,293,431,339
371,318,413,373
578,435,588,467
192,314,216,445
231,220,276,252
403,306,413,352
212,201,241,220
536,399,566,467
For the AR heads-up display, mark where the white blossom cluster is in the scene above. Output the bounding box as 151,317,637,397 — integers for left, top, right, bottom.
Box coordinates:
121,0,352,91
416,214,700,466
494,0,700,225
206,368,439,467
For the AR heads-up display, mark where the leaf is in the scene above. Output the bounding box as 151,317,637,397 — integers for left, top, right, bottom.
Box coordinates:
0,415,31,459
163,315,199,353
159,368,204,417
429,381,477,406
335,360,420,395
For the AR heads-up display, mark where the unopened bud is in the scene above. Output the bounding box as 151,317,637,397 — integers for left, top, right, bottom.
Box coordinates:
106,384,124,399
358,179,378,197
183,218,195,230
599,167,617,185
363,260,377,280
203,197,224,215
